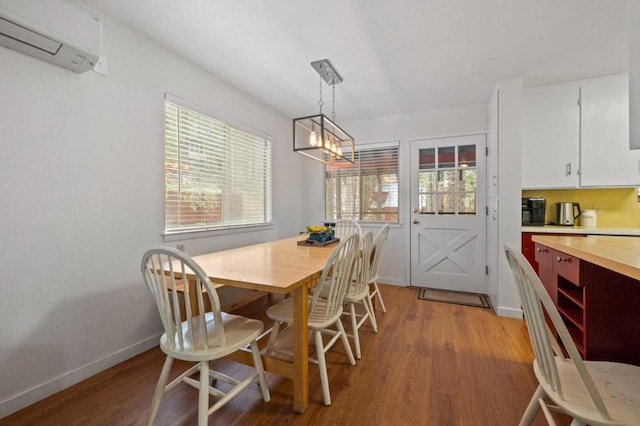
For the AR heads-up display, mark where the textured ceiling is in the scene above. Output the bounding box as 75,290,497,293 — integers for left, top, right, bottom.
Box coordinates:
81,0,629,122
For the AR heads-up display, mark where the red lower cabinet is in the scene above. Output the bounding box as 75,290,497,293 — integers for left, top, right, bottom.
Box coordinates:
534,242,640,365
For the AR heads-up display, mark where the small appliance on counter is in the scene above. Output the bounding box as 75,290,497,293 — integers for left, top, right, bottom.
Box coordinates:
556,202,581,226
581,209,597,228
522,197,546,226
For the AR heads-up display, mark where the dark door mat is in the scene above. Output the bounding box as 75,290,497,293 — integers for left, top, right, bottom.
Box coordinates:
417,287,490,308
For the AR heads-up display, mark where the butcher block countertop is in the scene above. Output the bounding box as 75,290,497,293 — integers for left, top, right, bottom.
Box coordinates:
532,235,640,281
522,226,640,236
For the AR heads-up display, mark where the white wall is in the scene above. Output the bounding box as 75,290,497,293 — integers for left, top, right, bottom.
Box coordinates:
0,14,305,417
302,105,489,285
486,78,523,318
630,0,640,149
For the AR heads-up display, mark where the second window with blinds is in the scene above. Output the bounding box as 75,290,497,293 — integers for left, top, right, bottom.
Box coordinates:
325,143,399,223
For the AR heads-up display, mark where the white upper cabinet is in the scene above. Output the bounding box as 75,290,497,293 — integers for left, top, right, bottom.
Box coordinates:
580,75,640,187
522,74,640,189
522,85,580,189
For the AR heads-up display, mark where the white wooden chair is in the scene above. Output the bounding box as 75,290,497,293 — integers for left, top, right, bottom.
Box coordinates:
343,230,378,359
265,233,360,406
333,219,361,239
368,223,389,313
504,244,640,426
141,247,270,426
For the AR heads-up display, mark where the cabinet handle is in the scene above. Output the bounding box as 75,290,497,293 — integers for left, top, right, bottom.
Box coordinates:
556,256,570,263
536,248,548,253
566,162,572,176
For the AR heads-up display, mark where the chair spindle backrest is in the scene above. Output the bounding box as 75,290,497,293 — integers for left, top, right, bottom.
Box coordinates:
334,219,362,239
369,223,389,282
353,231,373,295
141,247,225,351
310,233,360,321
503,245,611,420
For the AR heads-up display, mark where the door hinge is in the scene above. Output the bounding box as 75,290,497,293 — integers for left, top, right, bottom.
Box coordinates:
577,97,581,106
486,206,489,216
485,147,489,156
485,265,489,275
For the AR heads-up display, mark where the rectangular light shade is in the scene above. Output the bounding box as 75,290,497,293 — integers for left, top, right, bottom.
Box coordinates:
293,113,355,164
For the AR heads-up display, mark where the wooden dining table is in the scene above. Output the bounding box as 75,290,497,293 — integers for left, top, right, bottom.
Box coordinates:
185,235,337,413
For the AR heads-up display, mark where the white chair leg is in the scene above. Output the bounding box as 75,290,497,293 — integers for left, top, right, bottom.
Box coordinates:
147,356,173,426
538,398,558,426
314,330,331,406
266,320,281,354
519,385,545,426
198,361,210,426
249,340,270,402
336,319,356,366
373,281,386,312
364,293,378,331
349,303,361,359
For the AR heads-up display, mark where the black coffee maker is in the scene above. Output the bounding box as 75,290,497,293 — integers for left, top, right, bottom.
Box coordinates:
522,197,546,226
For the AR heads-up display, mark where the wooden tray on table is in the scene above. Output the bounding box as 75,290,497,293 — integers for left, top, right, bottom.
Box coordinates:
297,238,340,247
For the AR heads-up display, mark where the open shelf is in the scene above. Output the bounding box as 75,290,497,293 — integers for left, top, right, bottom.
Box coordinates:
557,285,584,308
557,302,584,331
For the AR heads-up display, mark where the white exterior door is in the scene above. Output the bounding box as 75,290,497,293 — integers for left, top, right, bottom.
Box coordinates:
410,134,487,293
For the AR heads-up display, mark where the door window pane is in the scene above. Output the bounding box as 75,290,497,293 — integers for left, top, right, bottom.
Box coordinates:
458,144,476,167
437,193,455,214
419,193,435,214
458,168,477,192
419,170,436,192
438,146,455,168
419,148,435,170
458,193,476,214
437,170,455,192
415,143,477,216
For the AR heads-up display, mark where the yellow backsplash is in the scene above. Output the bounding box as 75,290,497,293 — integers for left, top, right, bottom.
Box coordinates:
522,188,640,228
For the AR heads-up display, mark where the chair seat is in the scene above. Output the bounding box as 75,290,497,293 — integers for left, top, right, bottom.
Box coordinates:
266,296,343,330
314,280,367,302
535,358,640,424
161,312,264,362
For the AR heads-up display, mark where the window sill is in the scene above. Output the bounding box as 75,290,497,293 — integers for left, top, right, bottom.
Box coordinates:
162,223,274,242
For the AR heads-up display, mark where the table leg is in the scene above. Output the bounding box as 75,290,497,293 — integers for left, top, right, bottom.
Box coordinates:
188,278,200,318
292,283,309,413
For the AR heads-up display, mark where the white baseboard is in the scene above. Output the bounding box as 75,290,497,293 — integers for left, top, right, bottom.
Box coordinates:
495,305,523,319
0,334,161,419
377,276,405,286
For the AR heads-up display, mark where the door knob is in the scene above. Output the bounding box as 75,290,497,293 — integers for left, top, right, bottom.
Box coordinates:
412,207,419,213
412,219,419,224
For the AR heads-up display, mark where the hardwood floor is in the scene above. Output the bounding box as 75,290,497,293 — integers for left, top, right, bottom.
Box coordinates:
1,285,563,425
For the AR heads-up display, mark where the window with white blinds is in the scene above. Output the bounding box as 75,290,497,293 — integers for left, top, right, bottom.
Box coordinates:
325,144,399,223
164,99,272,234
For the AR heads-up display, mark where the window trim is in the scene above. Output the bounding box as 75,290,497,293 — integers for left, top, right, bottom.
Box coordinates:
163,93,273,236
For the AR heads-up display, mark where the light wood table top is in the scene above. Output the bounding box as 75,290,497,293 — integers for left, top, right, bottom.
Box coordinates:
190,235,336,293
531,235,640,281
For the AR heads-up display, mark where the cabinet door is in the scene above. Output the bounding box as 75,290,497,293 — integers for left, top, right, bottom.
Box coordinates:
580,74,640,187
522,85,580,189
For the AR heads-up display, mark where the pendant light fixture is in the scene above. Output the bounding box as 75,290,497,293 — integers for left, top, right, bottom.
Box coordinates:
293,59,355,164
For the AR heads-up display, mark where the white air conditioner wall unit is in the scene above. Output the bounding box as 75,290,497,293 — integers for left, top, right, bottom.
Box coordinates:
0,0,101,73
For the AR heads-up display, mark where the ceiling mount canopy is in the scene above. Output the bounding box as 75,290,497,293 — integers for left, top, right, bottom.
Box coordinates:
293,59,355,164
311,59,343,85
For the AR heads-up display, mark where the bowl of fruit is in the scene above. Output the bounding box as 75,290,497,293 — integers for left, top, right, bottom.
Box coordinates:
305,225,335,243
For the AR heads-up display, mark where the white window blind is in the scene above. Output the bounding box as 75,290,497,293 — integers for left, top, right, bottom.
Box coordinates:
325,144,399,223
164,99,272,234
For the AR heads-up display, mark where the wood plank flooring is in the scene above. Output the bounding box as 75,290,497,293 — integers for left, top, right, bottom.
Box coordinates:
1,285,565,425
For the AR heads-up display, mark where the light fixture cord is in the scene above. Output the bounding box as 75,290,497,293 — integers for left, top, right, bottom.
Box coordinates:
318,76,324,114
331,83,336,121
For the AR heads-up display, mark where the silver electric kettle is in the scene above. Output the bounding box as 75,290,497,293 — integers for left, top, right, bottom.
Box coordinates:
556,202,581,226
